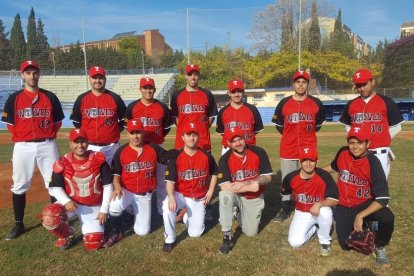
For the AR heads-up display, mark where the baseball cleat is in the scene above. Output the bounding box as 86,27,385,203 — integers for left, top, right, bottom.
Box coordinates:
374,246,390,267
162,242,175,253
273,209,290,223
320,244,331,257
219,235,234,255
5,223,25,240
103,231,123,248
54,227,75,250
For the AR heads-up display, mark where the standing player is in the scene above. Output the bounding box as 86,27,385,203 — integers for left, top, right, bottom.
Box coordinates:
1,60,65,240
41,129,113,250
170,64,218,152
104,120,169,247
162,122,217,253
170,64,218,220
272,71,325,222
216,127,273,255
323,126,394,267
281,146,338,256
70,66,126,164
339,68,403,179
125,77,172,215
216,79,263,155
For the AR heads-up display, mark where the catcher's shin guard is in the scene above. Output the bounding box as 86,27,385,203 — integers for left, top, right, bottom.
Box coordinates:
41,203,74,248
83,232,105,251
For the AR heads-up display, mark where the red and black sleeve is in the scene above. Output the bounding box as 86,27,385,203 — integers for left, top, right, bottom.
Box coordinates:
281,170,295,196
49,171,65,189
316,168,339,200
309,96,326,131
150,142,169,165
272,96,290,134
1,90,20,125
70,92,88,127
170,89,181,119
215,105,228,134
339,100,353,126
330,146,348,172
203,88,218,118
125,100,139,120
368,154,390,206
216,152,232,185
246,103,264,133
43,90,65,123
165,149,180,182
159,100,173,136
250,145,273,175
100,161,113,185
379,94,404,126
108,91,126,131
111,144,127,175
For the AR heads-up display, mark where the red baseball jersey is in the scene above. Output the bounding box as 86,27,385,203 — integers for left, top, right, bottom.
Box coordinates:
1,89,64,142
170,88,217,151
70,90,126,144
281,168,338,212
216,145,273,199
339,94,403,148
165,149,217,199
112,142,168,194
125,99,172,144
330,146,389,208
272,95,325,159
49,151,112,206
216,103,264,147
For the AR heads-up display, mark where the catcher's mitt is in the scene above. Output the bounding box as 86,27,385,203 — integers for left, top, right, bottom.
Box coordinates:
345,228,375,255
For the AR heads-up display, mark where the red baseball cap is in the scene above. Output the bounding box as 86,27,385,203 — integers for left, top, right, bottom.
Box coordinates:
347,126,369,142
185,64,200,75
228,79,245,92
89,66,106,77
352,69,373,84
127,119,144,133
224,127,244,142
293,71,310,82
140,77,155,88
69,128,87,142
20,60,40,72
299,146,318,162
182,122,200,135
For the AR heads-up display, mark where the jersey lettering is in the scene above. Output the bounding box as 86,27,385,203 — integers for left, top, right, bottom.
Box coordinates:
84,108,115,118
285,112,314,123
339,170,369,187
16,108,50,118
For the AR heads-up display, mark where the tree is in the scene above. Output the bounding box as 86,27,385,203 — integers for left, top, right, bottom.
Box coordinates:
26,7,38,60
280,9,296,52
118,36,145,69
249,0,335,52
10,13,26,69
36,19,51,68
160,50,185,68
0,20,11,70
330,9,354,58
307,1,321,52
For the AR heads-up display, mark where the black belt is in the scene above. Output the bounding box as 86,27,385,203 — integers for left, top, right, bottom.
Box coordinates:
89,141,118,146
137,190,154,196
369,149,387,154
26,138,51,143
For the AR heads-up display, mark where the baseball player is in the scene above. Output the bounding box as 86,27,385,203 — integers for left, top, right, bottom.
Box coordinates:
281,146,338,257
70,66,126,164
103,119,169,247
339,68,403,179
162,122,217,253
41,128,113,250
216,79,264,155
216,127,273,255
1,60,65,240
323,126,394,267
272,70,325,222
170,64,218,221
170,64,218,152
125,77,172,216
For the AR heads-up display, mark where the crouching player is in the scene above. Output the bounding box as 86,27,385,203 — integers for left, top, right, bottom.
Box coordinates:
104,120,169,247
282,146,338,256
41,129,113,250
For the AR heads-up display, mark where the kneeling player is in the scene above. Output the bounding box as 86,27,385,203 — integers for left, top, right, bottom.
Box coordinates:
324,126,394,267
104,120,168,247
162,123,217,253
216,127,273,255
41,129,113,250
282,146,338,256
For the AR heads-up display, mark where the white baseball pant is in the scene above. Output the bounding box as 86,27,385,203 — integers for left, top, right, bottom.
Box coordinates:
88,142,119,165
109,188,152,236
11,140,59,196
65,204,104,235
162,191,205,244
369,147,391,179
288,207,333,247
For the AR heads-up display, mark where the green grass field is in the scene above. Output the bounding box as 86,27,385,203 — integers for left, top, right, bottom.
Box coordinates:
1,124,413,275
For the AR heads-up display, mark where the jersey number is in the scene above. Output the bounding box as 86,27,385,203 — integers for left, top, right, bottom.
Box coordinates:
356,188,370,198
371,124,382,133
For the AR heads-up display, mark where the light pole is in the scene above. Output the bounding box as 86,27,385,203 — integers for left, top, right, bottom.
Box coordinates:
141,50,145,75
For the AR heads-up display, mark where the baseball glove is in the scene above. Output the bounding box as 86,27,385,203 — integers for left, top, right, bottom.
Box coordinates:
345,228,375,255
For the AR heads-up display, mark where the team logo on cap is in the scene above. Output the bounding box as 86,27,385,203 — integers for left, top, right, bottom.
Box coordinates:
233,80,238,85
303,147,310,153
131,120,138,125
189,123,195,128
74,129,81,134
355,72,361,79
94,66,101,72
353,127,361,133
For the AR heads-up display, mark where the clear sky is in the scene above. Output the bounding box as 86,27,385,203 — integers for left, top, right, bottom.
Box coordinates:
0,0,413,52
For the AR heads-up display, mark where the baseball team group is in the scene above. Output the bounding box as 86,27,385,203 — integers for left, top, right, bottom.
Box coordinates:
1,60,403,267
